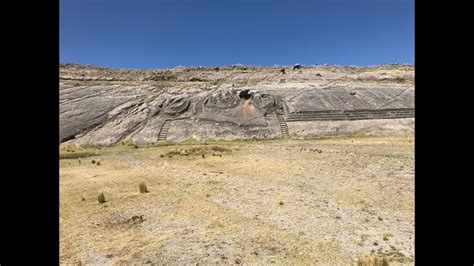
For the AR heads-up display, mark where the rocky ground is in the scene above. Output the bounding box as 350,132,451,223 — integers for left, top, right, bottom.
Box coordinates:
60,64,414,146
60,135,414,265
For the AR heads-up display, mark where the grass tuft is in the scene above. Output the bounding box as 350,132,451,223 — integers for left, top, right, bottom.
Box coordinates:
139,182,148,193
98,193,106,204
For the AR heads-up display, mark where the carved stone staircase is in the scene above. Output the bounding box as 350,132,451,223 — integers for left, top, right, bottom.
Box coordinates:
157,120,171,140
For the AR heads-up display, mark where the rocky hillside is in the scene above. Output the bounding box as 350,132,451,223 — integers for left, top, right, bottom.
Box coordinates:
60,63,414,146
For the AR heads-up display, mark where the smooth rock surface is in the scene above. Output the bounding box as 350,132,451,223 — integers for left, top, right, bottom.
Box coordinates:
60,64,414,145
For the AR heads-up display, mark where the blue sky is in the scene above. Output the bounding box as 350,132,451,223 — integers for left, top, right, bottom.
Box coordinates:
60,0,414,69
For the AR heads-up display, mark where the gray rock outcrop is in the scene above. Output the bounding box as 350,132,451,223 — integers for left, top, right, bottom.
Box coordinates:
60,64,414,146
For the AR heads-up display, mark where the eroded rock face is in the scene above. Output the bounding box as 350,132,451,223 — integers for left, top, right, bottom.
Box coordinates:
162,96,191,116
250,92,283,115
203,88,241,110
60,64,414,146
192,88,277,127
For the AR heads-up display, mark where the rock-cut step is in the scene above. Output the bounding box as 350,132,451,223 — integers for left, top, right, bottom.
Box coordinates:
157,120,171,140
286,108,414,122
276,114,289,138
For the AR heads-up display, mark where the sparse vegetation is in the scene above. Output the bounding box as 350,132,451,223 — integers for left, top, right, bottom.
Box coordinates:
98,193,106,203
60,152,96,160
60,136,413,265
121,139,134,146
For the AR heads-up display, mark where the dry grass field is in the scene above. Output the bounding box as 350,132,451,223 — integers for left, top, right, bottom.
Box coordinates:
60,135,414,265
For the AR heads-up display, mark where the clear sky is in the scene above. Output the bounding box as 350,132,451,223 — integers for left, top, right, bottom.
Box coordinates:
60,0,414,69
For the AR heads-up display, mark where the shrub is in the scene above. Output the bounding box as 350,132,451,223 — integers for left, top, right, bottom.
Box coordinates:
98,193,106,203
139,182,148,193
210,146,228,152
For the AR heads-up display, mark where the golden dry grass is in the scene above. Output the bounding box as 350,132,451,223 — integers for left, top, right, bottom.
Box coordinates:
357,254,390,266
60,135,414,265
